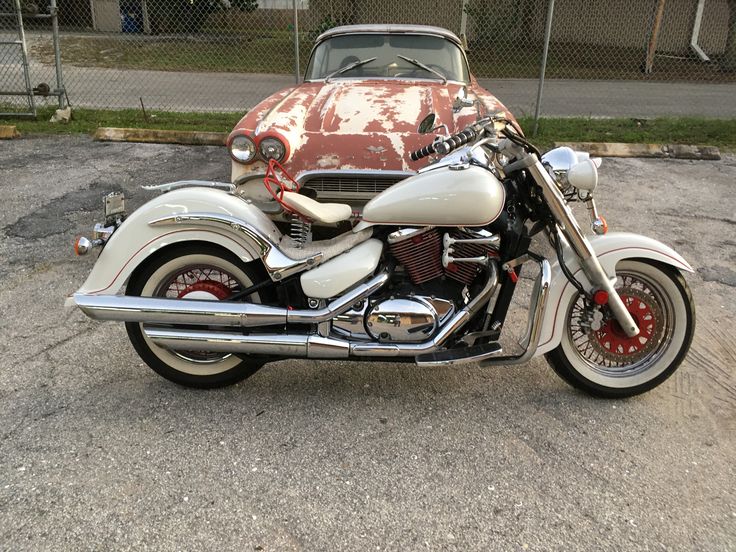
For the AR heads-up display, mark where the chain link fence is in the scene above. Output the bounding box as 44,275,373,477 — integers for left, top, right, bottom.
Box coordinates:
1,0,735,115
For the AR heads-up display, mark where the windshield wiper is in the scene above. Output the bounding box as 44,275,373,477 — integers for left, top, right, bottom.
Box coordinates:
397,55,447,83
325,57,377,82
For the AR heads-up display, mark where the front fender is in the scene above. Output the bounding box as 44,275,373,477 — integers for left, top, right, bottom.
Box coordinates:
75,188,281,296
535,232,693,355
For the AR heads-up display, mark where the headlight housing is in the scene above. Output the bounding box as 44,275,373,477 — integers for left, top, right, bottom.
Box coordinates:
230,135,256,163
259,137,287,162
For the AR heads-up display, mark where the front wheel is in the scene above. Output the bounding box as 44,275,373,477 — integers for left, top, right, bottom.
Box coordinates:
545,259,695,398
125,244,269,388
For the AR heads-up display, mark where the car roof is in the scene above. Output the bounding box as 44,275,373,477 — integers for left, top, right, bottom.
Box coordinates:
314,24,464,48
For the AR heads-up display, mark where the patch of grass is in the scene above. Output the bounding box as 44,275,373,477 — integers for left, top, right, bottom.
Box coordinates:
3,108,734,153
1,107,242,135
518,117,736,151
468,42,736,82
32,34,308,74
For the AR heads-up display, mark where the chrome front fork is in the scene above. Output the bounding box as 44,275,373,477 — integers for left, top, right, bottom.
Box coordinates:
527,159,640,337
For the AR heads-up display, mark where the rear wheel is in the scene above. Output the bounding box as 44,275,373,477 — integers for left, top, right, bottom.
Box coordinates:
125,245,269,388
545,259,695,398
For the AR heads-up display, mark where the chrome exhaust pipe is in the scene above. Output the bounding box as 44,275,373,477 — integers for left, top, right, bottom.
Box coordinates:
143,264,500,360
142,330,350,359
74,271,389,328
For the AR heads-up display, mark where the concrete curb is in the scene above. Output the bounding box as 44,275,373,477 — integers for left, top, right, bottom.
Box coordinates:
0,125,20,139
94,127,227,146
554,141,721,160
90,129,723,162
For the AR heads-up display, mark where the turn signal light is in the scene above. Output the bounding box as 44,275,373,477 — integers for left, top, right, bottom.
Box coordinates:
74,236,91,256
74,236,103,256
592,216,608,235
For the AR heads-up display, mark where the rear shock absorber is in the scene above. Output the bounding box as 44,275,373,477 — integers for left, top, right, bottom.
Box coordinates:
290,213,311,248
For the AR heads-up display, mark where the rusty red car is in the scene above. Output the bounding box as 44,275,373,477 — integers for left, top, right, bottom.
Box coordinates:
227,24,517,210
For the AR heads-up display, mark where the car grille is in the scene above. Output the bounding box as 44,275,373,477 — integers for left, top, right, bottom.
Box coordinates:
302,174,407,196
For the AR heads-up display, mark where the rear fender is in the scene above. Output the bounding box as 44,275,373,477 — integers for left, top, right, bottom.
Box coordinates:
75,188,281,296
535,232,693,355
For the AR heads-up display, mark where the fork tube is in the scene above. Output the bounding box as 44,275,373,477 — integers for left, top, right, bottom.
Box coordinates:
527,159,640,337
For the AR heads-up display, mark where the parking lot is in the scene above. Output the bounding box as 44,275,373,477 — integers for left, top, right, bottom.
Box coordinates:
1,135,735,550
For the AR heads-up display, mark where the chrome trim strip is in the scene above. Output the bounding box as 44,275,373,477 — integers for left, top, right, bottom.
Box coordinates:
233,172,268,187
296,169,414,183
314,25,464,48
148,212,322,281
142,181,235,194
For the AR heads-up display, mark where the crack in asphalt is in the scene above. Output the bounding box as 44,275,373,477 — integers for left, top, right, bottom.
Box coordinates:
698,266,736,288
659,210,736,227
25,325,97,363
3,182,128,239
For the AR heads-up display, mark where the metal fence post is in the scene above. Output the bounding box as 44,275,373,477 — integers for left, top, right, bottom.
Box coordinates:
533,0,555,137
293,0,300,84
459,0,469,46
49,0,66,109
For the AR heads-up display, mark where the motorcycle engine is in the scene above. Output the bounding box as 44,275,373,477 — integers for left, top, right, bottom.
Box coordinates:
332,227,498,344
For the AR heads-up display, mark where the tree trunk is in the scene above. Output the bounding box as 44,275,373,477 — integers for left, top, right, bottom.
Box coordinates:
723,0,736,71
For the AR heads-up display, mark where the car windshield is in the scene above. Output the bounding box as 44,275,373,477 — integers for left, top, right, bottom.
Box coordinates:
305,34,469,83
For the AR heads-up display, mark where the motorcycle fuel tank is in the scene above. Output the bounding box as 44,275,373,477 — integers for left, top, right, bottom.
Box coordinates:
360,165,505,227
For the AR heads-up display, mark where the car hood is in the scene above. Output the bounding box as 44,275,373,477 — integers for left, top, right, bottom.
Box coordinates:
232,78,512,172
258,80,468,135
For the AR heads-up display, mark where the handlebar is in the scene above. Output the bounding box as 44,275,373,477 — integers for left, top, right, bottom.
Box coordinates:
409,127,478,162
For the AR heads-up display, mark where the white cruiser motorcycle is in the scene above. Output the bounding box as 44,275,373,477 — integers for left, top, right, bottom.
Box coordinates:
69,115,695,397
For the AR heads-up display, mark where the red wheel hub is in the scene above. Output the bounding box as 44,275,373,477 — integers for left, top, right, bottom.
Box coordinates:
177,280,232,300
594,292,657,358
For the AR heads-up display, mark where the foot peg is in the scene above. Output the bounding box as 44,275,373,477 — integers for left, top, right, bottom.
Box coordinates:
415,341,503,367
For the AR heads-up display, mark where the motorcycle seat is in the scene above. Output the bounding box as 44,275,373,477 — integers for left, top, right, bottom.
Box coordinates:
280,191,352,224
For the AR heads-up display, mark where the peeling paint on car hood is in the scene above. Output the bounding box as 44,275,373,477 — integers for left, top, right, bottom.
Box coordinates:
230,77,515,177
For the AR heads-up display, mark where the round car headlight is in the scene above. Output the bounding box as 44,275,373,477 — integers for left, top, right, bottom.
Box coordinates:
230,135,256,163
259,137,286,162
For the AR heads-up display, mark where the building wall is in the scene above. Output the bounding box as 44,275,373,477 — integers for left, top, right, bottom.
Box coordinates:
92,0,121,32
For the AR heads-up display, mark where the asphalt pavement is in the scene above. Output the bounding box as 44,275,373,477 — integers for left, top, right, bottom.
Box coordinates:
1,136,735,550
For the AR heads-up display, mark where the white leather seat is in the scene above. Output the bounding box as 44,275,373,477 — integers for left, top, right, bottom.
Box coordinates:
281,191,352,224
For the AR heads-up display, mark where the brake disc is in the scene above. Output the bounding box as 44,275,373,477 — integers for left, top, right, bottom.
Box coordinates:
587,287,664,364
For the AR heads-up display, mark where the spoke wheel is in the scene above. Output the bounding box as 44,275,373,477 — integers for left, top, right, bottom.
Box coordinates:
125,245,270,388
153,264,241,364
546,259,695,398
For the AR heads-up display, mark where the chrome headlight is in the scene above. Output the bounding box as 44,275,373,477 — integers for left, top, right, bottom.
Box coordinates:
230,135,256,163
259,137,287,162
